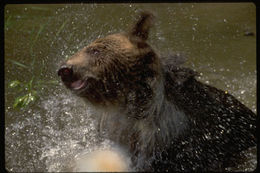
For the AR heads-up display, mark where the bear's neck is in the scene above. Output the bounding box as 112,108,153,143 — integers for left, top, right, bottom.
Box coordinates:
131,78,188,157
95,78,188,159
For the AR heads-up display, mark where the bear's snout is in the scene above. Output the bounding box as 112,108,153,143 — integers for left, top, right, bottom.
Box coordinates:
58,65,73,82
58,65,89,92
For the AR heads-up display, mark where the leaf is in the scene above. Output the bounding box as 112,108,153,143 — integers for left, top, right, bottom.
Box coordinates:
36,80,59,88
25,91,38,106
29,93,37,102
56,19,69,36
45,80,59,85
23,93,33,106
30,6,50,11
13,95,26,108
13,92,38,109
28,77,34,90
5,15,12,29
17,87,24,93
34,24,46,43
8,59,29,69
9,80,21,88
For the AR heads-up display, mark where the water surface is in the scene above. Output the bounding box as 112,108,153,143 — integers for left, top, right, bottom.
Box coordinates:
5,3,256,172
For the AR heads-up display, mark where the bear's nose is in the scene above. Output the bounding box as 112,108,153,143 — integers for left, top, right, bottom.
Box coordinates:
58,65,73,79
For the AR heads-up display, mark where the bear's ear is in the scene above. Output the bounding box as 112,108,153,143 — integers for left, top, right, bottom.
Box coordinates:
129,11,154,41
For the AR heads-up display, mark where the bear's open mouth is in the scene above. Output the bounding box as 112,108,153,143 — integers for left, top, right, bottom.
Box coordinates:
70,80,87,90
58,66,87,91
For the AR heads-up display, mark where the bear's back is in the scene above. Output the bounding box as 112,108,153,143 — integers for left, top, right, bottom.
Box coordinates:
154,63,257,171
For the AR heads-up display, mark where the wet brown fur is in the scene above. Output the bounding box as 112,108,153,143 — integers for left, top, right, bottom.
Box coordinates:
59,12,256,171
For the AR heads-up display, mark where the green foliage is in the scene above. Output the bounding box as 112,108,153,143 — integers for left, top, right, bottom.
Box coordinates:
8,59,29,69
56,18,69,37
5,15,13,30
8,21,59,109
9,80,21,88
9,77,59,109
9,77,36,109
13,92,37,109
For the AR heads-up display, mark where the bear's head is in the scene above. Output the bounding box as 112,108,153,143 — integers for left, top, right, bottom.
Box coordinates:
58,12,163,119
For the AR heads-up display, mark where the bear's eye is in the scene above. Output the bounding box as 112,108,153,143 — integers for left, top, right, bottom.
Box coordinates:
86,47,101,55
93,50,99,55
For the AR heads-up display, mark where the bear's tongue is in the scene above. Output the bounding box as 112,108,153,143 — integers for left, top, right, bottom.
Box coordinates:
70,80,86,90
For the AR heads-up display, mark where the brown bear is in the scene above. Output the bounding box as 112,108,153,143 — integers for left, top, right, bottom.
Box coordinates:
58,12,256,171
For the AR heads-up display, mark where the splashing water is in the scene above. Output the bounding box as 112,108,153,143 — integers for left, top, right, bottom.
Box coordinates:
5,89,114,172
5,4,256,172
